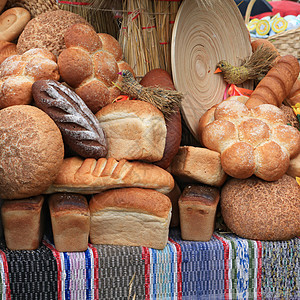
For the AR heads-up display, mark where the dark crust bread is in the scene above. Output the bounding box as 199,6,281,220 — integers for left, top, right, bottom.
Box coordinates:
32,79,107,159
1,195,44,212
16,10,89,57
221,174,300,240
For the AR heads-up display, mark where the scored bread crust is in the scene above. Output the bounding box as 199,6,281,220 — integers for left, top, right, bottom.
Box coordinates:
45,156,175,195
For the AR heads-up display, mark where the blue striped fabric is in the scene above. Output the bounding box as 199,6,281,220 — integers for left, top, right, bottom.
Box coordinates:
169,228,225,300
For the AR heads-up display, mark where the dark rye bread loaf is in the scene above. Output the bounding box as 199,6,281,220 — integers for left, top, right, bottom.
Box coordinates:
32,79,107,159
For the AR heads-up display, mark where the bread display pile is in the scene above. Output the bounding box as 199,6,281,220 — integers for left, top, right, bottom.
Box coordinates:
0,7,299,252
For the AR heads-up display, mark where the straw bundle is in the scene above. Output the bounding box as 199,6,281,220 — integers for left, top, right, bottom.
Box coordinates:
57,0,121,37
119,0,167,79
154,0,181,75
6,0,59,17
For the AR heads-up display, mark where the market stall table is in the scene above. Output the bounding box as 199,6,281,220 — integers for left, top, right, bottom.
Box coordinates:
0,228,298,299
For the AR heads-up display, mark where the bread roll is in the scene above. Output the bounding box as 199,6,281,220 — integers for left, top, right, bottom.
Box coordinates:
17,10,89,56
170,146,227,187
45,156,175,195
0,48,59,109
287,151,300,178
140,69,182,169
0,7,31,41
179,184,220,241
0,40,17,64
58,23,134,113
0,105,64,199
221,175,300,240
48,193,90,252
201,100,300,181
1,195,44,250
95,100,166,162
32,79,107,159
89,188,172,249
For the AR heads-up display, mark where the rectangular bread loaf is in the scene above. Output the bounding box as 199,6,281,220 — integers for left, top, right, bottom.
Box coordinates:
179,184,220,242
1,195,45,250
170,146,227,187
48,193,90,252
89,188,172,249
45,156,174,195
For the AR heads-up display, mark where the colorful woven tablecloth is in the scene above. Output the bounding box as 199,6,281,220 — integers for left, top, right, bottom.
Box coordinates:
0,228,298,299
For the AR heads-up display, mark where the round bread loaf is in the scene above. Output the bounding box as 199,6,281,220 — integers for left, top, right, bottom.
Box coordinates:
0,105,64,199
140,69,182,169
221,174,300,240
16,10,89,57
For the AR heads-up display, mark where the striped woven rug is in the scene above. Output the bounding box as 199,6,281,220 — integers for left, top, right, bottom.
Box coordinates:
0,229,298,299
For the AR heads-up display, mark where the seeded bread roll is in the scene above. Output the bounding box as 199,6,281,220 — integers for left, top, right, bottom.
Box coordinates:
1,195,45,250
221,175,300,240
32,79,107,159
179,184,220,241
17,10,89,57
48,193,90,252
0,105,64,199
89,188,172,249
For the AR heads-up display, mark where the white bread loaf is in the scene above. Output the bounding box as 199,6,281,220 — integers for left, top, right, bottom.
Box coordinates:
0,48,59,109
89,188,172,249
45,156,175,195
58,23,134,113
202,100,300,181
0,7,31,41
48,193,90,252
1,195,45,250
95,100,167,162
179,184,220,241
170,146,227,187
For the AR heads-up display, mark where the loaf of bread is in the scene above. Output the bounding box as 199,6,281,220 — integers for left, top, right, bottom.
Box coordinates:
89,188,172,249
0,105,64,199
1,195,45,250
202,100,300,181
58,23,134,113
140,68,182,169
286,78,300,107
45,156,175,195
17,10,89,56
0,40,17,64
246,55,300,109
179,184,220,241
169,146,227,187
48,193,90,252
221,174,300,240
0,7,31,41
287,151,300,178
32,79,107,159
0,48,59,109
95,100,166,162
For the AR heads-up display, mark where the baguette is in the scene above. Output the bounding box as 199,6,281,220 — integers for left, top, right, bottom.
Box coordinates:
246,55,300,109
45,156,175,195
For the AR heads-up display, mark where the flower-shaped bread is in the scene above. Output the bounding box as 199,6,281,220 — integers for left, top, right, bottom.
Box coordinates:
202,100,300,181
57,23,134,114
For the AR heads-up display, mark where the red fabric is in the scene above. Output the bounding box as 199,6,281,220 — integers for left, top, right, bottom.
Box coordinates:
253,1,300,18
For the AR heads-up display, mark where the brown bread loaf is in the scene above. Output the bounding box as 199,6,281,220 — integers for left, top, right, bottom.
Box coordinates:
32,79,107,159
1,195,45,250
246,55,300,109
45,156,175,195
179,184,220,241
48,193,90,252
89,188,172,249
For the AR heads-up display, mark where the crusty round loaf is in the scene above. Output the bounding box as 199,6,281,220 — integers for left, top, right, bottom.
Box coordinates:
16,10,89,57
221,174,300,240
0,105,64,199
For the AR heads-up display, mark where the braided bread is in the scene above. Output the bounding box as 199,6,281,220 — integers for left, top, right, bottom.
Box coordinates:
32,79,107,159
